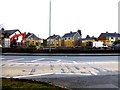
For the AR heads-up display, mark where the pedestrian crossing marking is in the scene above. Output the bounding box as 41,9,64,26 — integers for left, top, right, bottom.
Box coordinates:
31,58,45,62
7,58,24,62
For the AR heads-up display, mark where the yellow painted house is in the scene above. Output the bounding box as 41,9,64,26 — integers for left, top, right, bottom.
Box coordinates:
98,32,120,46
47,34,61,47
81,35,98,47
62,30,82,47
25,32,42,47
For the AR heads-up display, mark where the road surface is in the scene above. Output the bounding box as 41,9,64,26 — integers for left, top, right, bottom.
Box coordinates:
0,55,119,89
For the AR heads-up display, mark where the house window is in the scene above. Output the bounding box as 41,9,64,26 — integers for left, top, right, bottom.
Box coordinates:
56,41,59,44
50,42,53,44
65,38,66,40
31,38,33,40
68,37,70,40
116,37,118,39
111,37,113,39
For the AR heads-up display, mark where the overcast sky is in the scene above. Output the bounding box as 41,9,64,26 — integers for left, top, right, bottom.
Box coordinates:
0,0,119,39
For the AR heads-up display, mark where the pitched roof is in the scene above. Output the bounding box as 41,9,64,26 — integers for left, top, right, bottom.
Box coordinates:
26,32,41,40
82,38,94,40
62,32,77,38
1,29,21,35
26,32,32,38
100,32,120,37
47,34,61,40
81,38,97,41
62,30,82,38
82,36,98,40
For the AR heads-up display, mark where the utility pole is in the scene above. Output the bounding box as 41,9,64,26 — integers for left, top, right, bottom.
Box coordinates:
49,0,51,52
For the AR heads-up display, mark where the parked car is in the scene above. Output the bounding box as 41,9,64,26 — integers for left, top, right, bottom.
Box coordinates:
29,45,36,48
86,41,108,49
111,44,120,50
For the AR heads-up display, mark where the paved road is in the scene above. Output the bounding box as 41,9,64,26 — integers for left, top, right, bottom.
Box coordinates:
1,55,119,63
0,55,119,89
1,56,119,76
2,53,120,56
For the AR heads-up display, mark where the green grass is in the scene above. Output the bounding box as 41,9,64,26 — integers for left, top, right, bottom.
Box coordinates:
1,78,66,89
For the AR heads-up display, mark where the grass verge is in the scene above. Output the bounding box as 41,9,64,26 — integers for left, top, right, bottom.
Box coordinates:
1,78,66,89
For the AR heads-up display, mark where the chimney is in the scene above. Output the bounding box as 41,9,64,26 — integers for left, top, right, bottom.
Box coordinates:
86,35,90,38
70,31,72,33
77,29,81,35
106,31,108,33
1,28,4,31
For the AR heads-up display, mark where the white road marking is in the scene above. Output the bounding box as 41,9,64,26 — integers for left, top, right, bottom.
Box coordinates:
31,58,45,62
4,77,11,78
7,58,24,62
13,73,54,78
80,73,92,75
73,61,77,64
12,73,92,78
56,60,61,62
90,71,97,75
54,73,92,76
0,58,5,60
0,76,3,78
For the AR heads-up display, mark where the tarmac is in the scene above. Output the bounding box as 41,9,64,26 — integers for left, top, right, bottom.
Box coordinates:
1,61,119,89
1,62,119,77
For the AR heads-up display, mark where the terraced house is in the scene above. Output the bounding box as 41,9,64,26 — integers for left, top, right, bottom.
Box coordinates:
98,32,120,46
81,35,98,47
62,30,82,47
25,32,42,46
47,34,61,47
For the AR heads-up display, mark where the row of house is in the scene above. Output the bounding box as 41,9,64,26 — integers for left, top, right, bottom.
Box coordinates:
47,30,120,47
47,30,81,40
47,30,82,47
98,32,120,46
0,28,82,47
0,27,120,48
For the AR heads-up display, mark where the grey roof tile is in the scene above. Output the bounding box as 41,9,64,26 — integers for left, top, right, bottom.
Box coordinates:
62,32,76,38
1,29,21,35
26,32,41,40
47,35,61,40
101,33,120,37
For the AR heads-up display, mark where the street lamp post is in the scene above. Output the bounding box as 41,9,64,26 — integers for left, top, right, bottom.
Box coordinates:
49,0,51,52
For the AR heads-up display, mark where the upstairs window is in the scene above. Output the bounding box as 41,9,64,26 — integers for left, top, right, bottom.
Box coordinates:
30,38,33,40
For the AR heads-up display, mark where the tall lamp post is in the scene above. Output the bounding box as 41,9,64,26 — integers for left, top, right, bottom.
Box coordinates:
49,0,51,52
